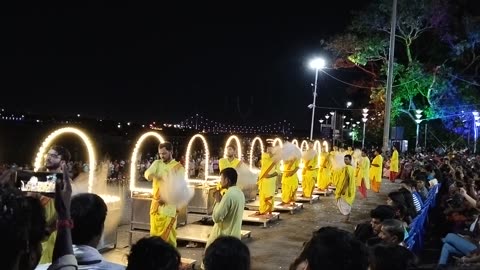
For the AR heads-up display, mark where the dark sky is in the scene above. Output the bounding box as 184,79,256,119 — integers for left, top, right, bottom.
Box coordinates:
1,2,372,127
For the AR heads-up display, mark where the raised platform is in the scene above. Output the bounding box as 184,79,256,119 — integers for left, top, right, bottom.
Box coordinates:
274,193,319,204
176,224,252,244
298,187,333,197
243,210,280,228
245,199,303,214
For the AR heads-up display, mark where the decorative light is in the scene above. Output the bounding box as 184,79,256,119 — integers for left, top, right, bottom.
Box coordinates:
292,139,299,147
223,135,242,159
34,127,96,193
185,134,210,181
322,140,329,153
249,137,264,170
300,140,309,151
129,132,166,193
362,108,369,114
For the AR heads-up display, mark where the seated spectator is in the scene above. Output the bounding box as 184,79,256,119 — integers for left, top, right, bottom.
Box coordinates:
354,205,396,244
204,236,250,270
368,244,417,270
290,227,368,270
127,237,180,270
378,219,407,246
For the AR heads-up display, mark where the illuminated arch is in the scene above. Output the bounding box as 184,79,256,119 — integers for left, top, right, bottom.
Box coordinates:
34,127,96,193
272,138,283,148
300,140,309,151
249,137,264,169
314,140,322,167
129,132,166,193
323,140,329,153
185,134,210,180
223,135,242,159
291,139,299,147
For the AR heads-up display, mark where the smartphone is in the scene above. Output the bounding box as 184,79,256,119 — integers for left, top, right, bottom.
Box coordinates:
14,170,62,197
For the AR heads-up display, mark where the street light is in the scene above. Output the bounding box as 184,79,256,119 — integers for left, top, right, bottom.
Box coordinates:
362,108,369,149
308,57,326,140
319,119,324,134
346,101,352,108
415,109,423,148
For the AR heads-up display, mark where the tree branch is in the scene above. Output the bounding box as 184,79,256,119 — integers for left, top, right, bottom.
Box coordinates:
399,108,416,122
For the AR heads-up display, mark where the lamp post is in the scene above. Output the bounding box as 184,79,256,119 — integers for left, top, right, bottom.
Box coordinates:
308,58,326,140
362,108,369,149
415,109,423,149
319,119,324,135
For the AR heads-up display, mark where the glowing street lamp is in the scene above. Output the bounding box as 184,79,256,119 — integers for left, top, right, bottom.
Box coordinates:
346,101,352,108
308,57,326,140
362,108,369,149
415,109,423,148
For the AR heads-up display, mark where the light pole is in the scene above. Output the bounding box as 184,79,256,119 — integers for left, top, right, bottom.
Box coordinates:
308,58,326,140
319,119,324,135
362,108,369,149
415,109,423,149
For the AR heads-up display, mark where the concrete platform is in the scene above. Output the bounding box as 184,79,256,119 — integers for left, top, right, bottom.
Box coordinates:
274,193,318,204
245,199,303,214
298,187,333,197
243,210,280,228
176,224,252,243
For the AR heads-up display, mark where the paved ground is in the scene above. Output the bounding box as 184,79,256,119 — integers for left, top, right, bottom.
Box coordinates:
101,179,401,269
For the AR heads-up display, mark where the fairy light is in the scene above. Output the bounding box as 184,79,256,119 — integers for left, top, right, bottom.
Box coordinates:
249,137,264,169
129,131,165,193
185,134,210,180
300,140,308,151
34,127,96,193
292,139,299,147
223,135,242,159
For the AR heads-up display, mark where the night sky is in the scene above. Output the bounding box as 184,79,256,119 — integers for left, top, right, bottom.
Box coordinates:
2,3,372,128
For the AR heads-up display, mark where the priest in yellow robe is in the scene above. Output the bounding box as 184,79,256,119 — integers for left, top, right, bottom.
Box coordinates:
389,146,399,183
335,154,356,221
144,142,185,247
301,141,318,198
356,149,371,198
317,152,331,190
369,149,384,193
256,143,279,216
280,158,300,205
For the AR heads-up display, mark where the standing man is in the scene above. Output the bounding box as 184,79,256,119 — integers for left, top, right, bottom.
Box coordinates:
219,145,242,172
255,142,279,216
335,155,356,222
280,156,300,206
370,149,384,193
356,149,371,198
144,142,184,247
34,145,71,264
389,146,399,183
206,168,245,248
301,141,318,198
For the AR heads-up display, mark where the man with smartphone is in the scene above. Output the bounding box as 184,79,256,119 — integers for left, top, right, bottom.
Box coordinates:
33,145,72,264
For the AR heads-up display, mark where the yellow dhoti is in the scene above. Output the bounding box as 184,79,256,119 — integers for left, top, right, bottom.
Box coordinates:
258,177,276,214
281,176,298,203
150,203,177,247
302,171,316,198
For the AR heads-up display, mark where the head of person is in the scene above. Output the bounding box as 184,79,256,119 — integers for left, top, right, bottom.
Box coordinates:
344,155,352,166
348,147,352,151
308,141,314,150
290,227,368,270
370,205,396,235
226,145,236,158
220,168,237,189
158,142,173,163
0,186,46,270
361,149,367,157
45,145,71,171
204,236,250,270
392,145,397,151
378,219,406,245
266,142,274,155
71,193,108,247
374,149,382,156
369,244,417,270
386,191,406,207
400,180,416,192
126,236,180,270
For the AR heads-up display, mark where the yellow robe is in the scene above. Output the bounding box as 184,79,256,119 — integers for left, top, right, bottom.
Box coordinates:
356,156,371,189
302,153,318,198
335,165,356,205
390,150,399,173
206,186,245,249
258,153,278,214
369,155,383,193
317,152,331,190
219,157,241,172
281,159,299,203
144,159,184,247
39,198,56,264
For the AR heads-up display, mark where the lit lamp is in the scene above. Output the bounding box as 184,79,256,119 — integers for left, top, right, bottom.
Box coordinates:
362,108,369,149
319,119,324,134
308,57,326,140
415,109,423,148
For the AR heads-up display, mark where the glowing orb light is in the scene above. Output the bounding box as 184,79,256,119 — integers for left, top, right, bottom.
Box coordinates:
300,140,308,151
292,139,299,147
34,127,96,193
223,135,242,159
185,134,210,180
249,137,264,170
129,132,165,193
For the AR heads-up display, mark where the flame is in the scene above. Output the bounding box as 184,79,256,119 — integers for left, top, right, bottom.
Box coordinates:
34,127,96,193
129,131,165,193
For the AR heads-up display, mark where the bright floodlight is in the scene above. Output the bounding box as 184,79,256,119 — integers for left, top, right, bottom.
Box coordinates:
309,58,326,69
